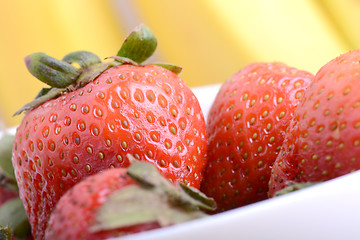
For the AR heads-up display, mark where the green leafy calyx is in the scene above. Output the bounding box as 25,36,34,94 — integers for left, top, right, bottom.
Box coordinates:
15,24,182,116
0,198,31,239
273,181,320,197
90,155,216,233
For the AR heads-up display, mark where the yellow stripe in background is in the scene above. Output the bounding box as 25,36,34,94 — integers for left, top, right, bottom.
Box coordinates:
116,0,353,86
1,0,126,127
204,0,349,72
1,0,360,127
315,0,360,50
128,0,253,87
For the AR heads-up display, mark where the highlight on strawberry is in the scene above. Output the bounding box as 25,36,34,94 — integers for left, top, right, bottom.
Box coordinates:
11,24,208,240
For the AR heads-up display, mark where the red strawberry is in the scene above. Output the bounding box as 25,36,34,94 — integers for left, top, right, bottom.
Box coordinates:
200,62,313,212
45,157,215,240
12,25,207,239
268,50,360,197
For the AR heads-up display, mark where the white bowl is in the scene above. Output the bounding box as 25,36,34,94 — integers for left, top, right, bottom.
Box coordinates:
110,84,360,240
6,84,360,240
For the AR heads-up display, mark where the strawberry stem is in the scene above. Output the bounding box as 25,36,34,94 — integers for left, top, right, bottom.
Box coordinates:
25,52,81,88
126,155,216,211
0,198,31,239
0,225,12,240
62,51,101,68
116,24,157,64
16,24,181,116
273,181,320,197
91,158,216,233
13,88,66,116
154,63,182,75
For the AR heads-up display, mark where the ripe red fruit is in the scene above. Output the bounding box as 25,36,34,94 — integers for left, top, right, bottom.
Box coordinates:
269,50,360,197
44,167,150,240
200,62,313,211
45,159,215,240
12,25,207,239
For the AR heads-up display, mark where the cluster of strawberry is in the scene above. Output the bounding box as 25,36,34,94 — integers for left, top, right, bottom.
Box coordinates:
1,25,360,240
2,25,211,240
201,52,360,211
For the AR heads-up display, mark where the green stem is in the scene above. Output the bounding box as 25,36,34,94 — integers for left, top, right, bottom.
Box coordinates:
25,52,81,88
117,24,157,64
154,63,183,75
62,51,101,68
16,25,180,116
0,225,12,240
273,181,320,197
0,198,31,239
13,88,65,116
126,154,216,211
91,157,216,233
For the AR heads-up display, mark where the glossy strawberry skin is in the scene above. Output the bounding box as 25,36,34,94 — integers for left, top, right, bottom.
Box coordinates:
12,64,207,239
269,50,360,197
44,168,160,240
201,62,313,212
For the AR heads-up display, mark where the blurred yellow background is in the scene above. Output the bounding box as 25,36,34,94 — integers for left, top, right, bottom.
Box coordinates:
1,0,360,127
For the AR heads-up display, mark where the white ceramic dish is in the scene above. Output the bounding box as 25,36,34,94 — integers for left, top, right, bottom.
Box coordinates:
109,83,360,240
4,84,359,240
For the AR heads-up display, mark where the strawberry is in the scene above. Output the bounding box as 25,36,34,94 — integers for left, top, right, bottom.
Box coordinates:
268,50,360,197
200,62,313,212
12,25,207,239
0,134,32,240
45,157,215,240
